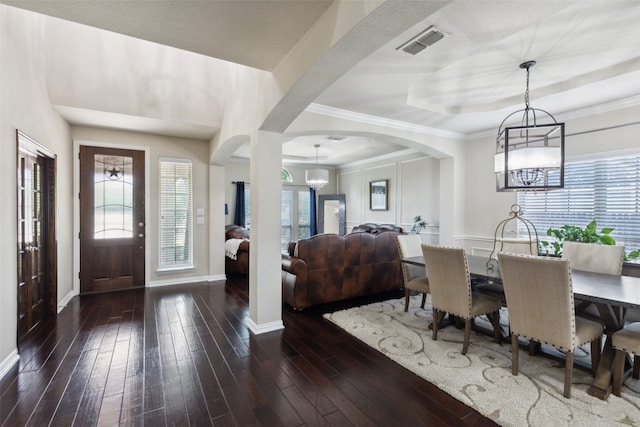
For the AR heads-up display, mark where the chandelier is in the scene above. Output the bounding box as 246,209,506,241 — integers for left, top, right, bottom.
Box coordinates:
495,60,565,192
305,144,329,190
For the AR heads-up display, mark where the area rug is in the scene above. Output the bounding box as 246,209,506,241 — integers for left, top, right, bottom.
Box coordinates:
324,296,640,426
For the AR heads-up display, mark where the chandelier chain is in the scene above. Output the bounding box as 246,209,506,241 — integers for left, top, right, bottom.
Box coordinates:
524,66,530,109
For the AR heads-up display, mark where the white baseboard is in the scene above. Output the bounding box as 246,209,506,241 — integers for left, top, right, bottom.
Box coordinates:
148,274,224,288
245,318,284,335
0,349,20,381
57,290,76,313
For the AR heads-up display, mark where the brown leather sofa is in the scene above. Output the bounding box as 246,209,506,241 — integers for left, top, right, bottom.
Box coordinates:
225,224,250,275
282,231,404,310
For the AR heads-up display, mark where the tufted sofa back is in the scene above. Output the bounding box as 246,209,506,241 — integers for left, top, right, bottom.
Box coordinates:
282,231,403,309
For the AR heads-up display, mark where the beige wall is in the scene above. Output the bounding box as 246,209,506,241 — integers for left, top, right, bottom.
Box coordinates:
0,6,74,371
337,153,440,240
71,127,211,286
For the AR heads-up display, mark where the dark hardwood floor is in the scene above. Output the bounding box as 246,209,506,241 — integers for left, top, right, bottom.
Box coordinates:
1,276,497,426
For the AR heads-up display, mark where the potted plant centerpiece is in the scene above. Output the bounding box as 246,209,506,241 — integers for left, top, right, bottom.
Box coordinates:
411,215,427,234
541,220,640,261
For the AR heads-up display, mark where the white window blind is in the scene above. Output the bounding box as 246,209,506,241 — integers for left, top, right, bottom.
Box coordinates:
518,154,640,259
280,187,313,251
159,158,193,268
243,177,311,252
297,189,311,240
244,187,251,228
282,189,293,249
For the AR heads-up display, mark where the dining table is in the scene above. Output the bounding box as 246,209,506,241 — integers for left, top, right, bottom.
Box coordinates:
401,254,640,400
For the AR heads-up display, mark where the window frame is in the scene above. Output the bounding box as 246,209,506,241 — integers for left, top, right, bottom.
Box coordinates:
158,157,194,271
281,185,312,252
517,151,640,263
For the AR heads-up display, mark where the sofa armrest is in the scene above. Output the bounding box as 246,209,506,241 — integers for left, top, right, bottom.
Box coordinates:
281,255,306,275
281,255,309,310
237,240,250,253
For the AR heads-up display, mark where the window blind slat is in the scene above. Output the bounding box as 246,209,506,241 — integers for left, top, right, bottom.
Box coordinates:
518,155,640,260
159,159,193,268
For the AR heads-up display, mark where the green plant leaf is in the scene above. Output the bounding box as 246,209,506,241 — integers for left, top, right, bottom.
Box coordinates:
599,235,616,245
544,220,620,256
628,249,640,260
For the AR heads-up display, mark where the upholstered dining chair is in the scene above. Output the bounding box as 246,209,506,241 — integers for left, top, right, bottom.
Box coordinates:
611,322,640,396
562,241,624,275
497,253,604,398
562,241,625,322
396,234,430,312
421,244,502,355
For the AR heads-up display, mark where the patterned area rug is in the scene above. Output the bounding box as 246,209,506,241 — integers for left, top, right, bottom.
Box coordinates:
324,296,640,426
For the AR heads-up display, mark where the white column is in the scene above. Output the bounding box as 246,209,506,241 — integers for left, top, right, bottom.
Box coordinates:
246,130,284,333
439,155,465,247
209,164,226,280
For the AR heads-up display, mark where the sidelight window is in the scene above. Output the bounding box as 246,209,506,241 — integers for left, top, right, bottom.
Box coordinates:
159,158,193,268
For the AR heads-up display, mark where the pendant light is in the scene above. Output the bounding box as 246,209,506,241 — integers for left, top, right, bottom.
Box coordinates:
495,60,565,192
305,144,329,190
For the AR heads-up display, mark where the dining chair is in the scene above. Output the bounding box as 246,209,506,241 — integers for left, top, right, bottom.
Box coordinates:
562,241,624,275
421,244,502,355
497,253,604,398
611,322,640,396
478,238,540,306
562,241,625,322
396,234,430,312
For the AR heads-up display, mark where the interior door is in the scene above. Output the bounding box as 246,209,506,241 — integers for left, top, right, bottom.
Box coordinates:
80,146,145,293
17,140,55,342
17,151,47,340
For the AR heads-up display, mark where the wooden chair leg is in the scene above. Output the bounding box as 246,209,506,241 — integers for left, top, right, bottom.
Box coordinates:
590,338,601,376
489,310,501,344
420,292,427,309
432,308,440,341
612,349,626,396
462,319,471,355
404,289,410,312
634,355,640,379
452,315,462,329
511,334,519,376
564,351,574,399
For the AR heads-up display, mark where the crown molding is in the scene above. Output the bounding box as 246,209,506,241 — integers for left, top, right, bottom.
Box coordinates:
306,103,465,140
339,148,425,169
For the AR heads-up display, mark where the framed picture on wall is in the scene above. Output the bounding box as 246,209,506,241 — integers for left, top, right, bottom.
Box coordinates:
369,179,388,211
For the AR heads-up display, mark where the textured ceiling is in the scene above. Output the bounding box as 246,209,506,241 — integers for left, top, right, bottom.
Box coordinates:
1,0,333,71
3,0,640,166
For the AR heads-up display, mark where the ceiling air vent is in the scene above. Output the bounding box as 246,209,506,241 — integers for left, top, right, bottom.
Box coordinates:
396,26,444,55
